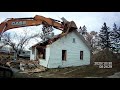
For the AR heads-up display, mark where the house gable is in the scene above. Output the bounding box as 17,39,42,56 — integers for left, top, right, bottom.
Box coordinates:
47,30,91,68
50,30,91,51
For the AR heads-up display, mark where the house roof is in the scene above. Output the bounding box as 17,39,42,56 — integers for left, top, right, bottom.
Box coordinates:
29,29,91,50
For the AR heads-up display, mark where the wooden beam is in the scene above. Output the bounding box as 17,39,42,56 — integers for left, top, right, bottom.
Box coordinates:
36,46,46,49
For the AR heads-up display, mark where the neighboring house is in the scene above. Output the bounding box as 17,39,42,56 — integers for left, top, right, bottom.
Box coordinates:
29,29,91,68
0,41,13,54
19,50,30,58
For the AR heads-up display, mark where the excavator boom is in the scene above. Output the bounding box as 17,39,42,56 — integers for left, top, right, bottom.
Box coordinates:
0,15,66,34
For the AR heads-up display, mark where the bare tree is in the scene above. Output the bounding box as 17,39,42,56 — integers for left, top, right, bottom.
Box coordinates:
1,29,39,60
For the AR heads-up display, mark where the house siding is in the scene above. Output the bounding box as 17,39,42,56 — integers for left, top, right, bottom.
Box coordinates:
30,51,33,60
47,31,90,68
30,47,36,60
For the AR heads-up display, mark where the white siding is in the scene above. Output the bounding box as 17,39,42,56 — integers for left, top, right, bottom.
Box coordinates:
47,31,90,68
30,47,36,60
39,45,50,67
30,50,33,60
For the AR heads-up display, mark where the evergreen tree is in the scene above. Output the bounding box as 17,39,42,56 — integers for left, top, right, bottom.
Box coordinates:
79,25,87,35
99,22,111,50
110,23,120,53
82,25,87,35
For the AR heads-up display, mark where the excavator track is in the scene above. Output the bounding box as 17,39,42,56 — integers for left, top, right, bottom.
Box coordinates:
0,64,13,78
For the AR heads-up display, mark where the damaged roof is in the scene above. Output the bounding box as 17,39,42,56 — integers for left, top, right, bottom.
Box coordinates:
29,29,91,50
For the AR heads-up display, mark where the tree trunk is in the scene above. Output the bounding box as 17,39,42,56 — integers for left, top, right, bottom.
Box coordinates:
105,47,109,52
14,51,19,60
14,52,17,61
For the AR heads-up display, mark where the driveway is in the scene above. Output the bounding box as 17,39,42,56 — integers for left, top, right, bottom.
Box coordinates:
107,72,120,78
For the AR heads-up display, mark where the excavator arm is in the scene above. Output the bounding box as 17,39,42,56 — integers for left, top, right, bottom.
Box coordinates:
0,15,65,34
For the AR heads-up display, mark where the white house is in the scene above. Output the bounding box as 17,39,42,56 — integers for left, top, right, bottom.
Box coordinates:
29,29,91,68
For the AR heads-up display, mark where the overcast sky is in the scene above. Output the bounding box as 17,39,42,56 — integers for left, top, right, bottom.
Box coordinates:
0,12,120,32
0,12,120,50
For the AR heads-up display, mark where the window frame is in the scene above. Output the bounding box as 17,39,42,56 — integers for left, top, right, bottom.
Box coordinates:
62,50,67,61
80,51,83,60
73,38,76,43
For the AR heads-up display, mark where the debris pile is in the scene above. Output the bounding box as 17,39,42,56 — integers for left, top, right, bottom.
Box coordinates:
20,66,46,73
0,55,12,65
9,60,46,73
0,55,46,73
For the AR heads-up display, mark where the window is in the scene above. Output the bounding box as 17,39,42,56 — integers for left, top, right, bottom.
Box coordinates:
73,38,75,43
62,50,67,61
38,48,46,59
80,51,83,60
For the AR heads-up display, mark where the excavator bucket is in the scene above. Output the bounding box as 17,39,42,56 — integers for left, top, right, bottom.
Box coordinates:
63,21,77,34
61,17,77,31
62,21,77,34
61,20,78,36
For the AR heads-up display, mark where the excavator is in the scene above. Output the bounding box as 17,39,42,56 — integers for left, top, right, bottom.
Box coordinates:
0,15,77,78
0,15,77,35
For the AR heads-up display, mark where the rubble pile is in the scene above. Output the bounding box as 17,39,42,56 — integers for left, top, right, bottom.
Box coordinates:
19,60,46,73
9,60,46,73
0,56,12,65
0,53,46,73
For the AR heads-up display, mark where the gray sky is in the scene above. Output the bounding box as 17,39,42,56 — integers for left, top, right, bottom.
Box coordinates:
0,12,120,32
0,12,120,50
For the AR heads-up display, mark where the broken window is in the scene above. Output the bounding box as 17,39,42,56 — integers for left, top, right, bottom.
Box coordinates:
73,38,75,43
62,50,67,61
80,51,83,60
37,48,46,59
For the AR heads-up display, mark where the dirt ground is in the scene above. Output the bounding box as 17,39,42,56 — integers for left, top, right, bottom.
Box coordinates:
1,52,120,78
13,61,120,78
